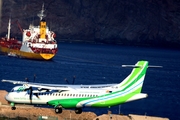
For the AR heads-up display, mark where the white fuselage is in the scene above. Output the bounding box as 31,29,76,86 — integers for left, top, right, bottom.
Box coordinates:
5,84,118,105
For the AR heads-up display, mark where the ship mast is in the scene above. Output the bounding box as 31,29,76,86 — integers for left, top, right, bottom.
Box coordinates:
37,3,47,40
37,4,46,21
7,19,11,40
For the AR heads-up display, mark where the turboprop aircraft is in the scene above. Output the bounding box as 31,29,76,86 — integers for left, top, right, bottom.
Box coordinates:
2,60,152,114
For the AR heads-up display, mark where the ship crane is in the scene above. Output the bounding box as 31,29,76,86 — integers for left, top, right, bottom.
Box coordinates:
16,20,23,34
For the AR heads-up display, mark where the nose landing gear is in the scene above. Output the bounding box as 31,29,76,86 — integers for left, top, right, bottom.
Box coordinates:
10,102,16,110
11,106,16,110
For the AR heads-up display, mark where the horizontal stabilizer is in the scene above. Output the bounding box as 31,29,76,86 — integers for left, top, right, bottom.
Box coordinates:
122,65,142,68
122,65,163,68
148,65,163,68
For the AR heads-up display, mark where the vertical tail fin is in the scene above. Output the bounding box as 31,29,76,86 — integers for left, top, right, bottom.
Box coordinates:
118,61,148,93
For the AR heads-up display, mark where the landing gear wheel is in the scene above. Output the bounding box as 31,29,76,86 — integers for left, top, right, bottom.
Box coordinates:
75,108,82,114
11,107,16,110
55,107,62,114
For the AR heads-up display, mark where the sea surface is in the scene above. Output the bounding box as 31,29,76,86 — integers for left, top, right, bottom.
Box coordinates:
0,42,180,120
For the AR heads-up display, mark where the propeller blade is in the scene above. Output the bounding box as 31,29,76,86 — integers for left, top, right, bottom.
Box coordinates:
25,77,29,82
33,74,36,82
29,87,33,104
64,78,69,84
72,76,76,84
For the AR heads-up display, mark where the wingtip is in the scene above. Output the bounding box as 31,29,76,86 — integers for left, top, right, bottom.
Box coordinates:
1,79,6,82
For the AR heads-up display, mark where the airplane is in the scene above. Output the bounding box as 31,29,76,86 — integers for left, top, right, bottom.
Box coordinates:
1,60,153,114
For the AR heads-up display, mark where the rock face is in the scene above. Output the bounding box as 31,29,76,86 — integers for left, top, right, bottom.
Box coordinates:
0,0,180,48
0,106,97,120
0,90,8,105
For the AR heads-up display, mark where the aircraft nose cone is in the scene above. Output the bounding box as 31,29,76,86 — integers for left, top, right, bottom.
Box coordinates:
5,93,11,102
5,94,9,101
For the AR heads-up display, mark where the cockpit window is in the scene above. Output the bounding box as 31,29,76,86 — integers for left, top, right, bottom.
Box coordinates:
17,87,24,91
11,86,28,92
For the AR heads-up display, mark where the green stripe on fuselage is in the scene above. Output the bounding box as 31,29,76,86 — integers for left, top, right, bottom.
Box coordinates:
91,88,141,107
48,97,91,108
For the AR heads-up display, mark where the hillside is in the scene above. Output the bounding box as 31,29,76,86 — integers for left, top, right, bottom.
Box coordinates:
0,0,180,48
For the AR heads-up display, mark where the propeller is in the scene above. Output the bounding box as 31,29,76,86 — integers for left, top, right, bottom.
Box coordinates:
72,76,76,84
64,78,69,84
25,77,29,82
33,74,36,82
29,86,33,104
24,76,34,104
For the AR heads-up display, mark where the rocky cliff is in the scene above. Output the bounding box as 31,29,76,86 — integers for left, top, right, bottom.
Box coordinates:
0,0,180,48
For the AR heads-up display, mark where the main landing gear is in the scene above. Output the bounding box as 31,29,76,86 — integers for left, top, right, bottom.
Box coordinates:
55,105,62,113
75,108,82,114
55,106,82,114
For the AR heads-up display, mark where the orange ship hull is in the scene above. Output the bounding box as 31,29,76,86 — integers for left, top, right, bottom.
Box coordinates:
0,45,55,60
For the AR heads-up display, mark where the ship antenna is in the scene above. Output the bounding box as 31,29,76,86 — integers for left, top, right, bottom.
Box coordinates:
37,3,46,21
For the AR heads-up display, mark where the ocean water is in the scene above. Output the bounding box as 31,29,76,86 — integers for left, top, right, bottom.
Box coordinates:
0,42,180,120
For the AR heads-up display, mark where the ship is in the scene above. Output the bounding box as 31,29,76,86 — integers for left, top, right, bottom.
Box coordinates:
0,4,58,60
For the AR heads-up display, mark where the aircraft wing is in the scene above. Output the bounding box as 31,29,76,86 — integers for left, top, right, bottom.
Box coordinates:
1,79,73,91
2,79,28,84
